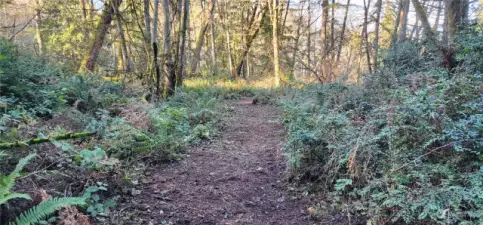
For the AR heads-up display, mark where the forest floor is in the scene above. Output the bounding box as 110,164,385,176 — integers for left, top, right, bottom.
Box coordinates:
111,98,314,225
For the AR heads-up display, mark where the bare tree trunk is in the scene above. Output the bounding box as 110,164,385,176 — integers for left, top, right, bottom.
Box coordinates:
306,1,311,77
153,0,162,96
113,1,131,75
398,0,409,42
226,30,234,75
363,0,372,73
143,0,151,45
142,0,152,74
80,0,121,73
271,0,280,87
35,0,43,56
390,0,402,46
209,0,217,75
241,9,246,79
320,0,329,81
444,0,464,45
190,23,209,74
176,0,189,88
374,0,382,69
290,9,303,79
330,0,335,63
412,0,434,40
337,0,351,65
235,6,266,79
433,0,442,31
221,0,234,75
162,0,175,97
281,0,290,35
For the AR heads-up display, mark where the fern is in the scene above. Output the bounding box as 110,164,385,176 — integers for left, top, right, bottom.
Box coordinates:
0,154,36,204
9,197,86,225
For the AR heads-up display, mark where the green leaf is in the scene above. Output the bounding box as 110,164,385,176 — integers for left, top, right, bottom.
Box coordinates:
10,197,85,225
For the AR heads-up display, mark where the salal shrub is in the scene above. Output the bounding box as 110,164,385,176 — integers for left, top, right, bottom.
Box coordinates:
281,39,483,224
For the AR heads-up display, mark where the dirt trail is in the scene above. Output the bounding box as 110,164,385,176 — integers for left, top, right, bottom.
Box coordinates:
120,98,311,225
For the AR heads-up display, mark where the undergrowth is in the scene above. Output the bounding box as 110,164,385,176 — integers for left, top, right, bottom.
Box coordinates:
280,27,483,224
0,39,225,223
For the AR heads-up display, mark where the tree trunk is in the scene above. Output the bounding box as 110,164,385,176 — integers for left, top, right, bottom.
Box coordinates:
290,13,302,79
272,0,280,87
412,0,434,41
398,0,409,42
176,0,189,88
162,0,175,97
113,0,132,75
433,0,442,31
153,0,162,96
390,0,402,46
330,0,335,63
337,0,350,65
281,0,290,35
143,0,151,45
35,0,43,56
306,1,311,76
374,0,382,69
80,0,121,73
190,22,209,75
143,0,152,74
226,29,234,76
209,0,217,75
221,0,234,76
444,0,464,45
320,0,329,81
363,0,372,73
234,5,266,79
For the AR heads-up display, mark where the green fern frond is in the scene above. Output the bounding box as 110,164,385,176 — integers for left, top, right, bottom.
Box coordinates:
0,154,36,200
9,197,85,225
11,154,36,179
0,193,31,205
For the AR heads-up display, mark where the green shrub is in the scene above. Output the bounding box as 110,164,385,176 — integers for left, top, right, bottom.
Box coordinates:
0,39,65,116
280,39,483,224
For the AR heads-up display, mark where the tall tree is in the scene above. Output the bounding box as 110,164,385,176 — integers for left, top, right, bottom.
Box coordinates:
271,0,280,87
320,0,329,81
143,0,151,46
162,0,175,97
398,0,410,42
363,0,372,73
176,0,190,87
113,0,132,76
190,1,213,75
234,3,266,79
374,0,382,69
80,0,122,72
306,0,312,76
444,0,467,45
336,0,350,65
209,0,217,75
35,0,43,56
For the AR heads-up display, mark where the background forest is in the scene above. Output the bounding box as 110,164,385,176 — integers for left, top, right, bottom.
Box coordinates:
0,0,482,224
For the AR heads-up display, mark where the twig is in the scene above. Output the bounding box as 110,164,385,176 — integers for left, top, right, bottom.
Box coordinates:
390,139,481,173
8,15,36,41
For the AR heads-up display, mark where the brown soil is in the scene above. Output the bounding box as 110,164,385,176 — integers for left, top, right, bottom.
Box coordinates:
112,98,313,225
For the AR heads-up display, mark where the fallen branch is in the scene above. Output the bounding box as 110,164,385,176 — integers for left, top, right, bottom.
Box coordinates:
0,131,96,149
